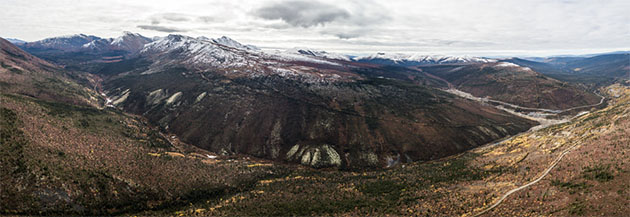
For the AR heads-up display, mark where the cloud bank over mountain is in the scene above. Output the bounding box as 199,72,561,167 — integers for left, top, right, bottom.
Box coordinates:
1,0,628,55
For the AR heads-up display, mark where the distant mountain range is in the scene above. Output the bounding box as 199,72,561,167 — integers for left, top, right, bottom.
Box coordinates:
5,38,26,45
504,54,630,86
8,33,627,72
354,53,495,66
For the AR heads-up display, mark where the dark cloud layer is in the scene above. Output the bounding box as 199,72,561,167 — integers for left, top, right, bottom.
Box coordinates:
160,13,191,22
253,1,350,27
149,13,191,25
197,16,216,23
3,0,626,55
137,25,187,33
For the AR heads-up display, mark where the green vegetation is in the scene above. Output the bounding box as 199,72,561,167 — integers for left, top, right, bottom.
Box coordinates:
1,61,24,74
0,108,28,175
36,99,102,117
0,107,37,214
551,180,592,194
202,152,505,216
417,154,506,184
582,164,615,182
568,200,586,215
0,95,284,215
359,180,405,203
243,196,376,216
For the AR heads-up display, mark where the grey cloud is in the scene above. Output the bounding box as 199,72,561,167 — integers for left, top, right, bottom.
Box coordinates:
253,1,350,28
559,0,578,4
255,0,392,39
320,27,377,40
149,13,191,25
160,13,190,22
333,33,359,39
198,16,215,23
264,23,291,29
137,25,187,33
321,30,363,39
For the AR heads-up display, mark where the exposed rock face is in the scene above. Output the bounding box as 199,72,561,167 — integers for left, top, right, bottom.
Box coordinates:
111,89,129,105
165,92,183,105
195,92,207,103
286,144,342,168
146,89,167,105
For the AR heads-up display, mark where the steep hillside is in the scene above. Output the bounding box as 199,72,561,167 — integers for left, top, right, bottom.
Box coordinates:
100,35,537,169
463,83,630,216
0,37,97,106
0,94,285,215
173,84,630,216
418,62,602,110
1,37,287,215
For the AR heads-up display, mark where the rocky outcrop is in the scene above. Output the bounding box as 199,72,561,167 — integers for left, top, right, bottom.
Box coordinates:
286,144,342,168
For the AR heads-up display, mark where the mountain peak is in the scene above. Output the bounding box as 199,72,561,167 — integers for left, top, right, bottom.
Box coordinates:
110,32,152,53
286,47,350,61
196,36,211,41
24,34,102,51
5,38,26,45
211,36,259,50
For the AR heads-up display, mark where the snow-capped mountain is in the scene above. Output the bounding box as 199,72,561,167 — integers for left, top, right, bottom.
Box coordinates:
22,32,152,54
110,31,152,53
18,32,155,68
139,34,355,82
141,34,254,69
285,48,350,61
353,53,496,66
23,34,102,51
81,38,113,51
5,38,27,45
211,36,259,51
142,35,345,67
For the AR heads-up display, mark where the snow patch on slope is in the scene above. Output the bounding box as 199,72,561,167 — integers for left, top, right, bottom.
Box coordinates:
211,36,259,50
495,62,520,67
354,53,496,65
285,47,350,61
495,61,533,71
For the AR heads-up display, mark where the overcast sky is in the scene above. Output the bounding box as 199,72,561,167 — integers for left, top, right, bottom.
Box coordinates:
1,0,629,56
